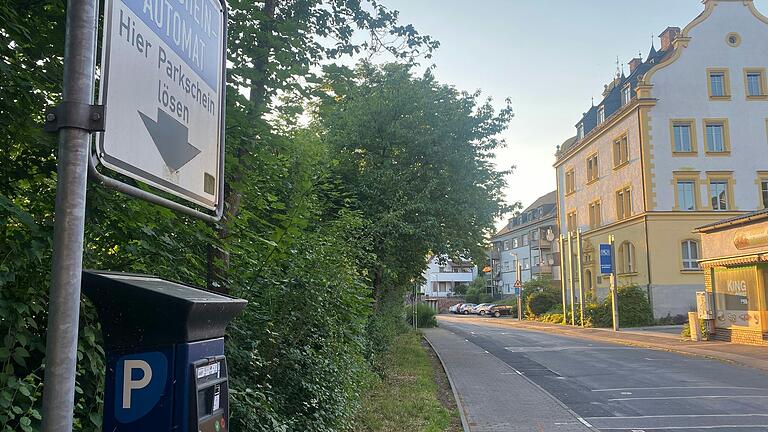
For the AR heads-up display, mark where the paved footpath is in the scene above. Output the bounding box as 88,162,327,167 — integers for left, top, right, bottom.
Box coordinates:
423,327,594,432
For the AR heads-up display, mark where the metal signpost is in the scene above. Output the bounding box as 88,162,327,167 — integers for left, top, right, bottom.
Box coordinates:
600,238,620,331
42,0,227,429
514,275,522,321
575,229,584,327
558,235,567,325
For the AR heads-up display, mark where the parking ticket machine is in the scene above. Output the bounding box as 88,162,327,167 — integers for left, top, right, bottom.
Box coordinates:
82,271,247,432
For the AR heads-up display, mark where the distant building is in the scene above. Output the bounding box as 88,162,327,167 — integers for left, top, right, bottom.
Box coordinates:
554,0,768,318
420,255,477,298
489,191,561,295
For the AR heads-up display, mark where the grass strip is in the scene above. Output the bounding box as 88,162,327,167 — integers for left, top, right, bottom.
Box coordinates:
354,331,459,432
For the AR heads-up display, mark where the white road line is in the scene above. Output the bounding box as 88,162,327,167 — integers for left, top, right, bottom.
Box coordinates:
576,417,594,428
585,414,768,420
592,386,767,392
608,395,768,401
599,426,768,430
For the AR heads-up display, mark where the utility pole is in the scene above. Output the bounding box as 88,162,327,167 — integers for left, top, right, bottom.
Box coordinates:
576,229,585,327
559,234,567,325
41,1,98,431
567,232,576,325
609,234,620,331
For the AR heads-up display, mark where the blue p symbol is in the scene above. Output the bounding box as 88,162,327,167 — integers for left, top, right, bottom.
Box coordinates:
115,352,167,423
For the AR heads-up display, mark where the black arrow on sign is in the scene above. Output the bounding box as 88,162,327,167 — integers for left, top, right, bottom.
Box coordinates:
138,108,201,171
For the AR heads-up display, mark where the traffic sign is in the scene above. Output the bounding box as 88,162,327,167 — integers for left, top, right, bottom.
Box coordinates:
113,351,168,423
513,287,520,295
600,243,613,274
514,279,522,288
97,0,226,210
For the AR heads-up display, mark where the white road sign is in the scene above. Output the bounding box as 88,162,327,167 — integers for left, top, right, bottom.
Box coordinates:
98,0,225,210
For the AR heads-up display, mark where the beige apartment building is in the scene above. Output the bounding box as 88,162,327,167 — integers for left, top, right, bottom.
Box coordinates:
555,0,768,318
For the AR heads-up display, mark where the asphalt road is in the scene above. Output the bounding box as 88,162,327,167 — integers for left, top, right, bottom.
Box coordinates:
439,316,768,432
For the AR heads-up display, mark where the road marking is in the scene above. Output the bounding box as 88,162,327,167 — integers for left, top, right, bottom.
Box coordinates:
600,426,768,430
576,417,594,427
592,386,766,392
608,395,768,401
586,414,768,420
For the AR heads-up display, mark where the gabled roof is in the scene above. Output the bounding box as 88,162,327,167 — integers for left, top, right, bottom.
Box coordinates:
522,190,557,213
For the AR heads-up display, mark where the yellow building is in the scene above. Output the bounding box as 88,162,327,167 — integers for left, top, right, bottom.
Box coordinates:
555,0,768,318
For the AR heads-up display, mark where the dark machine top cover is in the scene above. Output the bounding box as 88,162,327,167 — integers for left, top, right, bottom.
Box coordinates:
82,271,247,351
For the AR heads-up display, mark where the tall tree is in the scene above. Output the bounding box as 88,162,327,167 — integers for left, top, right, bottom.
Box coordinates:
317,62,515,302
210,0,439,292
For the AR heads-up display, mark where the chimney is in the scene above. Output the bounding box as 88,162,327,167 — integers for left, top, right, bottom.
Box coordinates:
628,57,642,74
659,27,681,51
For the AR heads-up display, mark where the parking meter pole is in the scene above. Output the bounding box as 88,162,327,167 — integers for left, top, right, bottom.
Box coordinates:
576,229,585,327
41,1,98,431
558,235,567,325
609,234,620,331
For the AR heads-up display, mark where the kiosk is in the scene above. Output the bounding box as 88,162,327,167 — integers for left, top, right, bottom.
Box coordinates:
82,271,247,431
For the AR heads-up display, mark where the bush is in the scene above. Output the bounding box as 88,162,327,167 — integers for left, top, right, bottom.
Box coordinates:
406,303,437,328
681,318,708,340
656,314,688,325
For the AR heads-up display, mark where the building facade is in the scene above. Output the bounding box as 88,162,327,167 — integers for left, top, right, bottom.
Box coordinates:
555,0,768,318
489,191,561,295
420,255,476,298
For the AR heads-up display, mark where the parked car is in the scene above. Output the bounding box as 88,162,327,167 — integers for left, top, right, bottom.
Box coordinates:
475,304,496,316
487,305,515,318
470,303,491,315
458,303,476,315
449,303,462,314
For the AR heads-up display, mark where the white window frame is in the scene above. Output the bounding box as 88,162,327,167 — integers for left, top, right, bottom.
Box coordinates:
706,124,725,152
676,180,696,211
681,240,700,270
621,85,631,106
710,181,729,211
710,72,726,97
673,124,692,153
597,107,605,124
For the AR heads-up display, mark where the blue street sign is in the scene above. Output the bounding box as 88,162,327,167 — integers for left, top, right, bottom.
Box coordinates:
600,244,613,274
514,287,520,295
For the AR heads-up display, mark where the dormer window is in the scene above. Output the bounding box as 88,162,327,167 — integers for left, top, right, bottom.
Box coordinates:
597,106,605,124
621,85,631,106
577,124,584,139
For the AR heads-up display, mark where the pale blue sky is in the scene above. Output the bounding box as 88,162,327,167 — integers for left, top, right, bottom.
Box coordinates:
382,0,768,222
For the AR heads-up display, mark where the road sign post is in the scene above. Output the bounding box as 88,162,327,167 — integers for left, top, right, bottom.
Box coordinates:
514,274,522,321
576,229,584,327
41,1,99,431
602,236,620,331
558,235,567,325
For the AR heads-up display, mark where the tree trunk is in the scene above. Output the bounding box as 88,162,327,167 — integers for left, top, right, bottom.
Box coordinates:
207,0,278,294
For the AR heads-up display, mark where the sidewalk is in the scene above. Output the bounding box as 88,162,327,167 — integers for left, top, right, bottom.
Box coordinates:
423,327,594,432
439,315,768,372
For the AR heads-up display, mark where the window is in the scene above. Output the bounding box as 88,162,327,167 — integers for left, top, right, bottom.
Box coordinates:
584,269,593,292
616,187,632,220
522,234,529,246
597,106,605,124
745,68,767,99
532,230,540,241
671,120,695,153
707,68,730,99
676,180,696,211
566,211,577,233
613,135,629,167
710,181,729,210
704,120,729,153
522,258,530,270
533,255,540,266
586,154,599,183
503,261,510,271
565,169,576,194
588,200,601,229
577,124,584,140
681,240,700,270
512,238,519,248
622,85,631,106
761,179,768,209
618,241,636,274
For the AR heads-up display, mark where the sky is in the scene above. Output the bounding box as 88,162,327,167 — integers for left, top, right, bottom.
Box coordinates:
380,0,768,225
